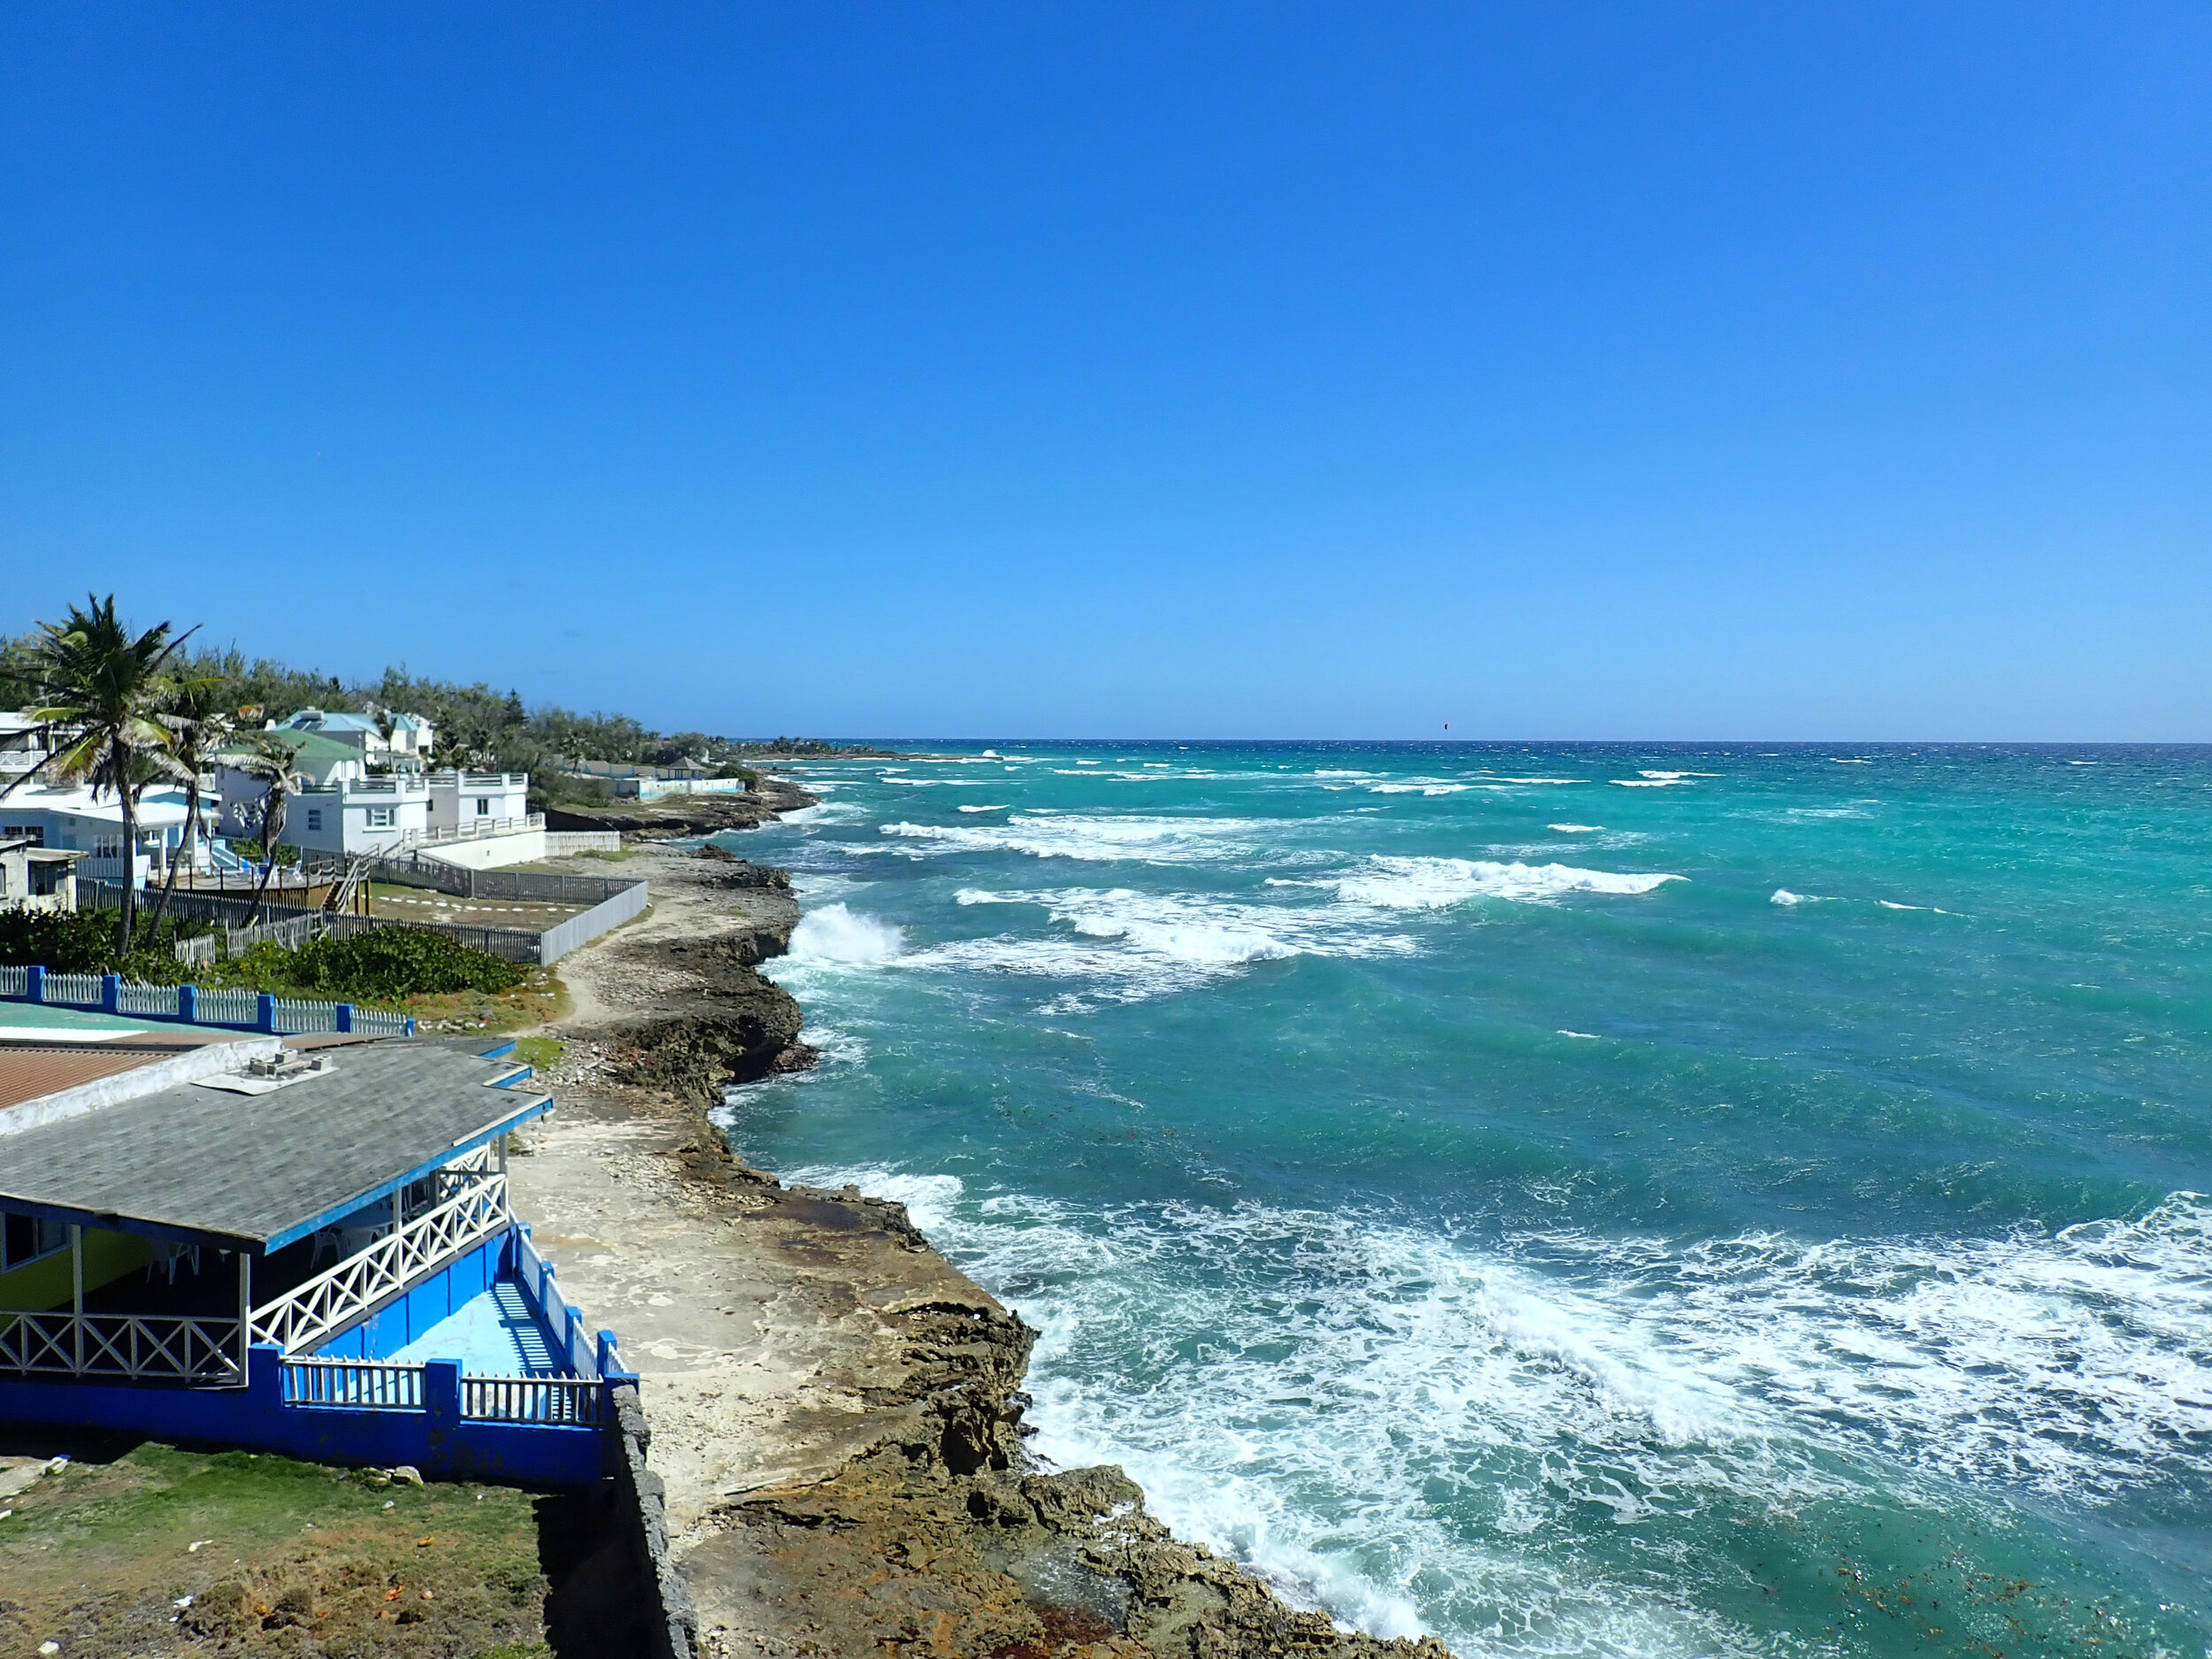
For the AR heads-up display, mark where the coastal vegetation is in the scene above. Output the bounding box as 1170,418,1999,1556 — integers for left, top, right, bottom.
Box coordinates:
0,907,532,1011
0,626,875,787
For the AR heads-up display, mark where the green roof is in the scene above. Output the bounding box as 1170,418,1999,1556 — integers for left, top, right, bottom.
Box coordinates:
215,730,366,781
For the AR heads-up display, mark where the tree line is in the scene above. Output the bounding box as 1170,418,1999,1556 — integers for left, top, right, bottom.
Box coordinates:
0,615,860,779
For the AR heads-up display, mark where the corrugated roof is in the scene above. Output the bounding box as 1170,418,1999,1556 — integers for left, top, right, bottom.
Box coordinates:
0,1043,547,1248
0,1046,172,1110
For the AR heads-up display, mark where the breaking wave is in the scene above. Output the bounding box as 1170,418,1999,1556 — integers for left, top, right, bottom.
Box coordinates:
778,1170,2212,1653
1333,856,1684,909
910,887,1417,1008
881,815,1268,864
787,902,905,964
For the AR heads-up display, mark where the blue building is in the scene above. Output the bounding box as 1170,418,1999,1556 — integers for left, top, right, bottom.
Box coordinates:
0,1030,627,1485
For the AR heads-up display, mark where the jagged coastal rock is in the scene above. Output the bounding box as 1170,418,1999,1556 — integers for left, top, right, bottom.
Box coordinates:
544,774,821,838
521,831,1452,1659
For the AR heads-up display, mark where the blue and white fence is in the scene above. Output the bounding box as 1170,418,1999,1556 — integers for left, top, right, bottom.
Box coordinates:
0,964,412,1037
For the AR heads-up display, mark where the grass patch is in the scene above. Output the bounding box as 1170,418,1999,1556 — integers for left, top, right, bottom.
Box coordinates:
405,971,570,1037
512,1036,565,1071
0,1440,549,1655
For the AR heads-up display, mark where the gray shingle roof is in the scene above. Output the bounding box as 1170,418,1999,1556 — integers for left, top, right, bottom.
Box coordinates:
0,1043,547,1249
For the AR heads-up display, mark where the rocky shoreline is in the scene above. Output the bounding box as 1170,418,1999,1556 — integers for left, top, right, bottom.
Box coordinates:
521,820,1450,1659
546,773,825,838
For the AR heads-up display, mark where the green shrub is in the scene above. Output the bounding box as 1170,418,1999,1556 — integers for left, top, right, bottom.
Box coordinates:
277,926,526,1001
0,909,206,981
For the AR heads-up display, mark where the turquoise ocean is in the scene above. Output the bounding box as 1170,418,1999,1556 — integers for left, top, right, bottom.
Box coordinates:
713,743,2211,1659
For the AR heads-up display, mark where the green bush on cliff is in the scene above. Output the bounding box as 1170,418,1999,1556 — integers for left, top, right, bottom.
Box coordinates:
242,927,527,1002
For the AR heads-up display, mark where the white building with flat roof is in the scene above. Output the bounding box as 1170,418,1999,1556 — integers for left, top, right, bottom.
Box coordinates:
0,783,195,887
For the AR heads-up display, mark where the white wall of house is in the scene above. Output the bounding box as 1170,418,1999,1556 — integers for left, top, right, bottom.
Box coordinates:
267,780,432,857
426,772,530,834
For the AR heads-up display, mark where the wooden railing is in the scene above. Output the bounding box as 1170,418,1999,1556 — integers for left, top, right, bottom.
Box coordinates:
0,1310,243,1385
250,1173,511,1353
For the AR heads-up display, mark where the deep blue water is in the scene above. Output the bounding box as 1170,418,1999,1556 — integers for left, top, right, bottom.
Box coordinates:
714,743,2212,1659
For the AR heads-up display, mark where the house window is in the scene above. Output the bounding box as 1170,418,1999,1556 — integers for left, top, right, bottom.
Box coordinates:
475,797,490,815
366,806,395,828
306,809,323,832
2,825,41,846
3,1210,67,1271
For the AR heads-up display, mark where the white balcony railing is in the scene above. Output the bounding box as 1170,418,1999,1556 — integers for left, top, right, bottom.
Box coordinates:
396,811,543,849
250,1171,511,1353
0,1310,243,1385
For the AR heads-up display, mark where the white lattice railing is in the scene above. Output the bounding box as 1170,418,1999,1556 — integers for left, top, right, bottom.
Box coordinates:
250,1173,511,1353
283,1356,425,1409
0,1310,243,1385
464,1376,603,1425
0,965,24,996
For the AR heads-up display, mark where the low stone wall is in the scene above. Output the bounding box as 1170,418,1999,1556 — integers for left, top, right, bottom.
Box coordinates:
547,829,625,853
608,1382,698,1659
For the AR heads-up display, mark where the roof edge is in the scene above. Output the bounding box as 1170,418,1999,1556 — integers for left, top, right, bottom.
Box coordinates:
0,1036,287,1139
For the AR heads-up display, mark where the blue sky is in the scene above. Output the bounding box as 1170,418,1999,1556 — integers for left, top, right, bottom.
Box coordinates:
3,4,2207,740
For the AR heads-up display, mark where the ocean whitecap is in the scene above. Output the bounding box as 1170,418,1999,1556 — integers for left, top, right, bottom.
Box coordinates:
1335,856,1684,909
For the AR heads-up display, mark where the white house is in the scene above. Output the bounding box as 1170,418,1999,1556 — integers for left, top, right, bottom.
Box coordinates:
213,732,432,860
281,775,434,859
0,837,85,911
0,714,64,784
426,771,530,837
0,783,195,888
276,707,435,765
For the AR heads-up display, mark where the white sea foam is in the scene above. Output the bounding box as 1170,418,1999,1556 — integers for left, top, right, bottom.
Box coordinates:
771,1175,2212,1652
1639,771,1720,780
1333,856,1684,909
1313,770,1375,778
957,803,1010,813
1548,824,1603,833
920,887,1417,1007
881,815,1268,865
787,902,905,965
1611,779,1693,787
771,802,855,826
1774,888,1961,916
1369,782,1472,795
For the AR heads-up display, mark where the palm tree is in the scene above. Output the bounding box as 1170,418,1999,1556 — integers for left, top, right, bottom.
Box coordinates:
139,675,234,944
231,731,306,913
5,596,192,954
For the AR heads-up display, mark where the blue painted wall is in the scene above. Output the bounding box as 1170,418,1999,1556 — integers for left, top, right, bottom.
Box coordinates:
0,1345,605,1486
309,1232,505,1361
